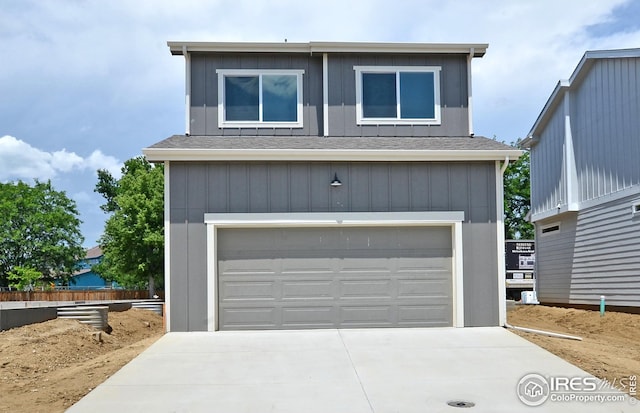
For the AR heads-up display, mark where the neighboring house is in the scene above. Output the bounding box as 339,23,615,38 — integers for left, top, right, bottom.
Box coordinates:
63,246,112,290
143,41,520,332
522,49,640,309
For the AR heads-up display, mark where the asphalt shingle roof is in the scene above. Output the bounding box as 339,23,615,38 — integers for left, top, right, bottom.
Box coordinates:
147,135,515,151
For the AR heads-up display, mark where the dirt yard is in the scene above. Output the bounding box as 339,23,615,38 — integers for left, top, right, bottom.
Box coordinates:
0,308,164,413
1,305,638,412
508,304,640,396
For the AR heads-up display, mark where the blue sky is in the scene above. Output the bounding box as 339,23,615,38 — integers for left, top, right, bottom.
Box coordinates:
1,0,640,247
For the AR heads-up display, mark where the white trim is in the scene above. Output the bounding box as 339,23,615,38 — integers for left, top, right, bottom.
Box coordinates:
467,50,474,136
323,53,329,136
204,211,465,331
531,186,640,222
632,201,640,216
184,48,191,135
496,160,508,326
563,91,579,211
163,161,171,332
143,148,522,162
354,66,441,125
206,219,217,332
168,41,488,57
452,219,464,327
216,69,304,128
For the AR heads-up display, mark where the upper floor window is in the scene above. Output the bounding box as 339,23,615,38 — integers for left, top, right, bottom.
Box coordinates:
354,66,441,125
217,69,304,128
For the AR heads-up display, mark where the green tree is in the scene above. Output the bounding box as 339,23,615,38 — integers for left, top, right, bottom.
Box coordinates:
0,180,84,287
504,146,534,239
94,157,164,292
7,266,43,291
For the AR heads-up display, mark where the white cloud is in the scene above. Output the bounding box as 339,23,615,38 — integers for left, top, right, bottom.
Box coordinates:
0,135,122,182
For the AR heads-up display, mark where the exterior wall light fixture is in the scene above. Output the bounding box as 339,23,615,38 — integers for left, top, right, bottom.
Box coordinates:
330,173,342,187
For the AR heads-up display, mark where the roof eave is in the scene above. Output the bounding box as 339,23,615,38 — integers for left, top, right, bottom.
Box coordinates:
527,48,640,139
143,148,521,162
168,41,488,57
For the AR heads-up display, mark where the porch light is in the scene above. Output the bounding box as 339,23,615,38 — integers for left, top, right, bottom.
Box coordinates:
330,173,342,187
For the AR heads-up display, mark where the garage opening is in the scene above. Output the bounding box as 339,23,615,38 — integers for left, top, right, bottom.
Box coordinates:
216,226,453,330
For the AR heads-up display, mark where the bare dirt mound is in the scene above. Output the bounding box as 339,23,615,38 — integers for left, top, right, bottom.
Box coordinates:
0,308,164,413
508,305,640,395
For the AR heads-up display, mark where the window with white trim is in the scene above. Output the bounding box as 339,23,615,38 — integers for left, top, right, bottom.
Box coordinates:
354,66,441,125
217,69,304,128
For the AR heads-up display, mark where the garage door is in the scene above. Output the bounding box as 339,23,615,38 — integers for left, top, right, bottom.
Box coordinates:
217,226,452,330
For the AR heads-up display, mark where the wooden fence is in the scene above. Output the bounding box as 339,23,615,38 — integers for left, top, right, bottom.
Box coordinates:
0,290,162,302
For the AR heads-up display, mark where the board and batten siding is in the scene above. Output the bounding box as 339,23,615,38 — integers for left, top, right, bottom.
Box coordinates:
327,54,469,137
530,105,566,217
537,193,640,307
572,58,640,203
168,161,499,331
189,53,324,137
188,52,470,138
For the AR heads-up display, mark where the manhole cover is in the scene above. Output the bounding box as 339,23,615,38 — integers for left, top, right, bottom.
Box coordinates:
447,400,475,408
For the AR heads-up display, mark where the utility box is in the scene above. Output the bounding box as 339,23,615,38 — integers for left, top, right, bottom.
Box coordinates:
505,240,535,300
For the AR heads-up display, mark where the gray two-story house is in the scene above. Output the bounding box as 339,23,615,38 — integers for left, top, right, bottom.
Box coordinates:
144,41,520,332
522,48,640,310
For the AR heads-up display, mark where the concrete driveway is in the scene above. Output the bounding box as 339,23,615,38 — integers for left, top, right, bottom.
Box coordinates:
67,327,637,413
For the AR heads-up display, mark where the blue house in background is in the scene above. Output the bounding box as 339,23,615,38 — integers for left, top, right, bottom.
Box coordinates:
62,246,117,290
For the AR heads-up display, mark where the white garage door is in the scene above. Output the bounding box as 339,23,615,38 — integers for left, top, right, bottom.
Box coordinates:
217,226,453,330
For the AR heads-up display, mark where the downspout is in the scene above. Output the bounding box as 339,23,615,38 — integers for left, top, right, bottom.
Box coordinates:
183,45,191,136
467,48,474,136
497,156,510,326
501,156,510,175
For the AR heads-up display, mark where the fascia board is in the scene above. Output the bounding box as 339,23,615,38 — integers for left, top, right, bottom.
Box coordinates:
168,41,488,57
143,148,522,162
527,48,640,141
168,41,310,55
527,80,569,138
309,42,488,57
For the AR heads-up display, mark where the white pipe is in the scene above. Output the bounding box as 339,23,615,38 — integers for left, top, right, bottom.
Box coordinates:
500,156,510,174
504,323,583,341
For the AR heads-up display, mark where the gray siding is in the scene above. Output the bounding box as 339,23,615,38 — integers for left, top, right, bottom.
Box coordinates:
572,58,640,203
169,161,499,331
189,53,470,138
532,57,640,216
530,106,565,216
532,56,640,309
327,54,469,137
537,193,640,307
535,215,577,303
190,53,323,136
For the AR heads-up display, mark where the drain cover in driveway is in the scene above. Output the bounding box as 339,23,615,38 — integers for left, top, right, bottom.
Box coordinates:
447,400,475,408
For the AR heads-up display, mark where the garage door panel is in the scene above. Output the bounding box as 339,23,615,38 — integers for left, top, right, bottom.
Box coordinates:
398,278,450,297
217,226,453,330
339,305,393,326
398,305,450,326
282,307,335,327
340,280,393,298
221,307,277,328
281,280,333,299
220,281,276,301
